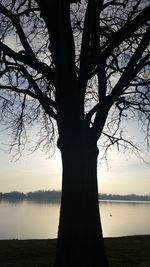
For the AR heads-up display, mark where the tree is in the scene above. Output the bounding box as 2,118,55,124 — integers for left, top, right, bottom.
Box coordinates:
0,0,150,266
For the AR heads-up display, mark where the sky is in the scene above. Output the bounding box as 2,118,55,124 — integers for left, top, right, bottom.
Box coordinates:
0,6,149,196
0,125,150,195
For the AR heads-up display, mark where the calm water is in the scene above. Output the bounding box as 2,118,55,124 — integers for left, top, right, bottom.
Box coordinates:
0,200,150,239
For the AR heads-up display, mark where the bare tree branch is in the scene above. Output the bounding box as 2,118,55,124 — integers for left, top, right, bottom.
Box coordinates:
103,5,150,58
0,42,55,85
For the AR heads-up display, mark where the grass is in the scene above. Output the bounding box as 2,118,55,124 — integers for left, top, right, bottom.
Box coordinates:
0,235,150,266
105,235,150,267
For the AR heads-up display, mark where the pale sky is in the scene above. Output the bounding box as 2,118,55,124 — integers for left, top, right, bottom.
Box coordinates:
0,17,149,195
0,128,150,195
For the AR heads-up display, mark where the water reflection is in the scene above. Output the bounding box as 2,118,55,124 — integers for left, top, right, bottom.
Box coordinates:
99,201,150,237
0,199,60,239
0,200,150,239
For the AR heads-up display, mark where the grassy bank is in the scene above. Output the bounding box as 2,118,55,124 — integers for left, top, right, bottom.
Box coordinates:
0,235,150,266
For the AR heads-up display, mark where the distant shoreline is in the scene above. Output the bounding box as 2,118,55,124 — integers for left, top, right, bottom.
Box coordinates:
99,199,150,203
1,199,150,204
0,190,150,202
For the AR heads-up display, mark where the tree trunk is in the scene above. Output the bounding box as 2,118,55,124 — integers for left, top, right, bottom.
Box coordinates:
54,137,109,267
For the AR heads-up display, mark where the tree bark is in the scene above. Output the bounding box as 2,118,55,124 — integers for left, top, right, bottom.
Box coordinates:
54,137,109,267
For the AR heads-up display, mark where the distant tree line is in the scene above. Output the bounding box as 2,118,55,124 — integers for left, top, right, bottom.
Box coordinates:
99,194,150,202
0,191,25,200
0,191,150,202
0,190,61,201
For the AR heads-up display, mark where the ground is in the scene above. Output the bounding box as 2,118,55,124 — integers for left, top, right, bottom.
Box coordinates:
0,236,150,267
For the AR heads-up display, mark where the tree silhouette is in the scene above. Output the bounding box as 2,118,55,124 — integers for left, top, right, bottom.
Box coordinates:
0,0,150,266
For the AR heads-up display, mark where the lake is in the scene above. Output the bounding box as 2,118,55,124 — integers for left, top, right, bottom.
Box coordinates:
0,200,150,239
